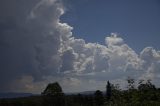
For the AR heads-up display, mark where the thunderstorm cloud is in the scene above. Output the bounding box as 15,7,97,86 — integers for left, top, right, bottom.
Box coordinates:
0,0,160,93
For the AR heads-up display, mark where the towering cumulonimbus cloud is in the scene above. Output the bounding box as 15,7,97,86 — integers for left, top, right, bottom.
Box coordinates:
0,0,160,93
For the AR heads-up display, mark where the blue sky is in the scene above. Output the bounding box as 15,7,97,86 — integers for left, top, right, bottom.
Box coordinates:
61,0,160,52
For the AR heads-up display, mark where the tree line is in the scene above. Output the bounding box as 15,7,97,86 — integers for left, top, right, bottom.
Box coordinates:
1,78,160,106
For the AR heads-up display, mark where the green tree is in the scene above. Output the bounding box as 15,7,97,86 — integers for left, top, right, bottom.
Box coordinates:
94,90,104,106
127,77,135,90
106,81,111,99
42,82,65,106
42,82,63,96
138,79,156,91
137,79,157,102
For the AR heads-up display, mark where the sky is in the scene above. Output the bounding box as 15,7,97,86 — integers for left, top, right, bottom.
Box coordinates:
0,0,160,93
61,0,160,52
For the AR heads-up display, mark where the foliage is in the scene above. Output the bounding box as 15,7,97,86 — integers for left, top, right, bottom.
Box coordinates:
1,80,160,106
127,77,135,90
106,81,111,99
94,90,104,106
41,82,63,96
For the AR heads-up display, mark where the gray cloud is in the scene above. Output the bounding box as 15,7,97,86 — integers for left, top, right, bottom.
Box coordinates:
0,0,65,91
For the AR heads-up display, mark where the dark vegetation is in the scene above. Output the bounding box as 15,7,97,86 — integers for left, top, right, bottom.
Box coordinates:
1,78,160,106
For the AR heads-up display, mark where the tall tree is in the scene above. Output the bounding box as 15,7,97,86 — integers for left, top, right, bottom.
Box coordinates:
106,81,111,99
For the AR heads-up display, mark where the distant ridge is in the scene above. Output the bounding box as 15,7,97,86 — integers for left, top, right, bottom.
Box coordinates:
66,90,106,95
0,91,105,98
0,92,33,98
